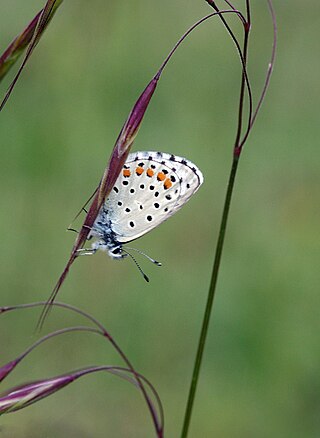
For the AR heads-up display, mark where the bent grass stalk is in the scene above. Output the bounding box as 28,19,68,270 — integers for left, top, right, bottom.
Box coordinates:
0,366,160,416
0,302,163,436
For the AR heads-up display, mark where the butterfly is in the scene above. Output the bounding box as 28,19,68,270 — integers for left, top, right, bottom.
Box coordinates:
77,151,203,278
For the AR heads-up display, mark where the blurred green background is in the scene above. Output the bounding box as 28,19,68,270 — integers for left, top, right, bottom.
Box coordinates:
0,1,319,437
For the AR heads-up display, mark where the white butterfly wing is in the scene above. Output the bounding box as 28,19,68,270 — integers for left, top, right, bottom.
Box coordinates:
102,151,203,244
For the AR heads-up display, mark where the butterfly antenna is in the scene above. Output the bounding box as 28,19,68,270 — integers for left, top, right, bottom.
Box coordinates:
124,247,162,266
121,248,150,282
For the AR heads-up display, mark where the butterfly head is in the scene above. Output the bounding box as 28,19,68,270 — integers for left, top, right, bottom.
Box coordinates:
108,244,127,260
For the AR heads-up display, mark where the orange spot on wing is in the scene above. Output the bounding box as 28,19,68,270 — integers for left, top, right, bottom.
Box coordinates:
164,178,172,189
136,167,144,175
123,169,131,177
147,168,154,177
157,172,165,181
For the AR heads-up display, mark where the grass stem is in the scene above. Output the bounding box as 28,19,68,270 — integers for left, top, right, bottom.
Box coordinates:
180,155,240,438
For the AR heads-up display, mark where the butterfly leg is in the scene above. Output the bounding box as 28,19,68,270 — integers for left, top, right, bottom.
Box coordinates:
67,224,93,240
76,248,98,256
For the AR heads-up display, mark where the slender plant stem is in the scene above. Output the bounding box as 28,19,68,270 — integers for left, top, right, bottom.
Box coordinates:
206,1,253,137
234,8,251,152
180,155,240,438
181,2,252,435
180,4,276,435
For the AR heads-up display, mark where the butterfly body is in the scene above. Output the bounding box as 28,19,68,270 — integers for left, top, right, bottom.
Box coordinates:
88,151,203,259
89,207,126,259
